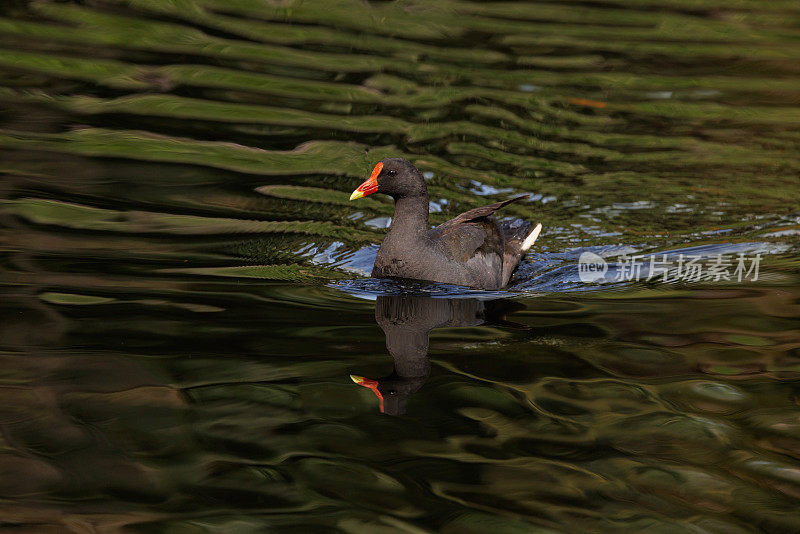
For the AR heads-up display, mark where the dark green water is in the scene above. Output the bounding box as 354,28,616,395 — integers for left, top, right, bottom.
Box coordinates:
2,0,800,532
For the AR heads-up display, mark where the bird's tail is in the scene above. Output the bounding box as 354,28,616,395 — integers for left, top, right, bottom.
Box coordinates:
521,223,543,252
500,219,543,285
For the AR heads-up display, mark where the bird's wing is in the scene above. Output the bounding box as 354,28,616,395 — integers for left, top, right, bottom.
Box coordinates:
433,194,529,231
428,195,528,264
430,223,489,263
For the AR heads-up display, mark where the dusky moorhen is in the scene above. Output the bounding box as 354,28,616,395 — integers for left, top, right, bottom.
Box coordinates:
349,158,542,290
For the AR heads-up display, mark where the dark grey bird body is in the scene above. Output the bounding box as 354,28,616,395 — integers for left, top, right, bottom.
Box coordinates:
352,158,540,290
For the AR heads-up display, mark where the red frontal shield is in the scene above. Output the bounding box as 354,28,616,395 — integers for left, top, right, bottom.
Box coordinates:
349,162,382,200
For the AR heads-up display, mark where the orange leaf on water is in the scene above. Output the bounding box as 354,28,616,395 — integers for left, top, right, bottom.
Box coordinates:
566,98,607,108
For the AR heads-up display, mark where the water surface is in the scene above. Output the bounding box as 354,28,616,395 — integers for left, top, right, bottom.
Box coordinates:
1,0,800,531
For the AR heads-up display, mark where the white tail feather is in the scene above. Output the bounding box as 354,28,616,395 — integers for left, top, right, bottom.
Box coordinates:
521,223,542,252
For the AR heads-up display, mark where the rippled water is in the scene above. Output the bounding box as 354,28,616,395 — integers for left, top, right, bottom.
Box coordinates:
2,0,800,531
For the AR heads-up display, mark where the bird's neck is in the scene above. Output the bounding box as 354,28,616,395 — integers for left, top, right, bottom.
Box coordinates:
385,329,431,377
387,194,429,239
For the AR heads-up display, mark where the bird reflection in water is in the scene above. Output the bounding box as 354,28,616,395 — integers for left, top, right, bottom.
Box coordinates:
351,295,524,415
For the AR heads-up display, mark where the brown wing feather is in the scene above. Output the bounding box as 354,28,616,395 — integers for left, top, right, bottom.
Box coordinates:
431,194,529,234
428,195,528,265
431,222,490,262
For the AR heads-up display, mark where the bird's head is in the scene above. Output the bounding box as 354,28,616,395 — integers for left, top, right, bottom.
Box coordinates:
349,158,426,200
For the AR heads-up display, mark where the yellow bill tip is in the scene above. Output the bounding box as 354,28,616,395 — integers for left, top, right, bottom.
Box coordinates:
349,190,364,201
350,374,365,384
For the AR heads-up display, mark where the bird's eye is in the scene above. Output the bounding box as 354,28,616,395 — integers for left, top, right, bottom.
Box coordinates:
387,170,397,177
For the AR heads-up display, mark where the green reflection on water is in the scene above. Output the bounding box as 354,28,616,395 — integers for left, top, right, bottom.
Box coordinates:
1,0,799,531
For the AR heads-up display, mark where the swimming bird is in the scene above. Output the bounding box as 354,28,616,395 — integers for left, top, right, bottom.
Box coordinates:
349,158,542,290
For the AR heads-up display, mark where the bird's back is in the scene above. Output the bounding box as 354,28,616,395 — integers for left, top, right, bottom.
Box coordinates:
373,195,536,290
